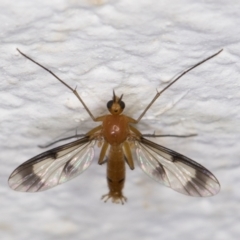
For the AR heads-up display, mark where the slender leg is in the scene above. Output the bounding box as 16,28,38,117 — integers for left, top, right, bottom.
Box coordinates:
98,141,109,165
130,121,197,139
38,134,86,148
135,49,223,123
123,142,134,170
142,133,197,138
38,125,102,148
17,48,98,121
85,125,102,137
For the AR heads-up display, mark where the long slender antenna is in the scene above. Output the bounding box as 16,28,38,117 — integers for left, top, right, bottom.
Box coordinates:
16,48,97,121
136,49,223,123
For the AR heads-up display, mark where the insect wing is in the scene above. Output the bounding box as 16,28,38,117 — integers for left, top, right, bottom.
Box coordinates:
135,137,220,197
8,137,95,192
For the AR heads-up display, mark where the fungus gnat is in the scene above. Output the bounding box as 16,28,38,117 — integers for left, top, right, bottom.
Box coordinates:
8,49,222,204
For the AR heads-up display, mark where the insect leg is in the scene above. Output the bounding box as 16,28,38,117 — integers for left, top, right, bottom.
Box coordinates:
142,133,197,138
129,122,196,139
135,49,223,123
39,124,101,149
129,125,142,136
123,142,134,170
85,125,102,136
38,134,86,148
98,141,109,165
16,48,98,121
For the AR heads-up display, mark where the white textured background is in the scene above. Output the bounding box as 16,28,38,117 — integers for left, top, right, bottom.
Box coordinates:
1,0,239,239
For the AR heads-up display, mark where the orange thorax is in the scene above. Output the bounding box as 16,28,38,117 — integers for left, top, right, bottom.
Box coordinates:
102,115,129,145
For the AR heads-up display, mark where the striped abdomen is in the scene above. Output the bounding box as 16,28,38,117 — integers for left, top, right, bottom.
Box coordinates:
102,145,127,204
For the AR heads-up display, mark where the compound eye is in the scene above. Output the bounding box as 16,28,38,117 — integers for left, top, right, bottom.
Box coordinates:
119,101,125,109
107,100,113,109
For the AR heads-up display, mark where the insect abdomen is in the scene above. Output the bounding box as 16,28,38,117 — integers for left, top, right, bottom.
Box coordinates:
102,145,127,204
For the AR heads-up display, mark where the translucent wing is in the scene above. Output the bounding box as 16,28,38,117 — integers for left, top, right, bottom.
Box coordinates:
135,137,220,197
8,136,95,192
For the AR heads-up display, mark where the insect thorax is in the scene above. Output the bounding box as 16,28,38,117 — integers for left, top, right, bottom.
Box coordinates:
102,115,130,145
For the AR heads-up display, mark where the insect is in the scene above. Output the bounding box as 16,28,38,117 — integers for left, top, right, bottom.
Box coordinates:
9,49,222,204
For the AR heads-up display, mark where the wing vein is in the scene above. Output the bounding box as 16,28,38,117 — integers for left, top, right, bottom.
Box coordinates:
135,137,220,197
